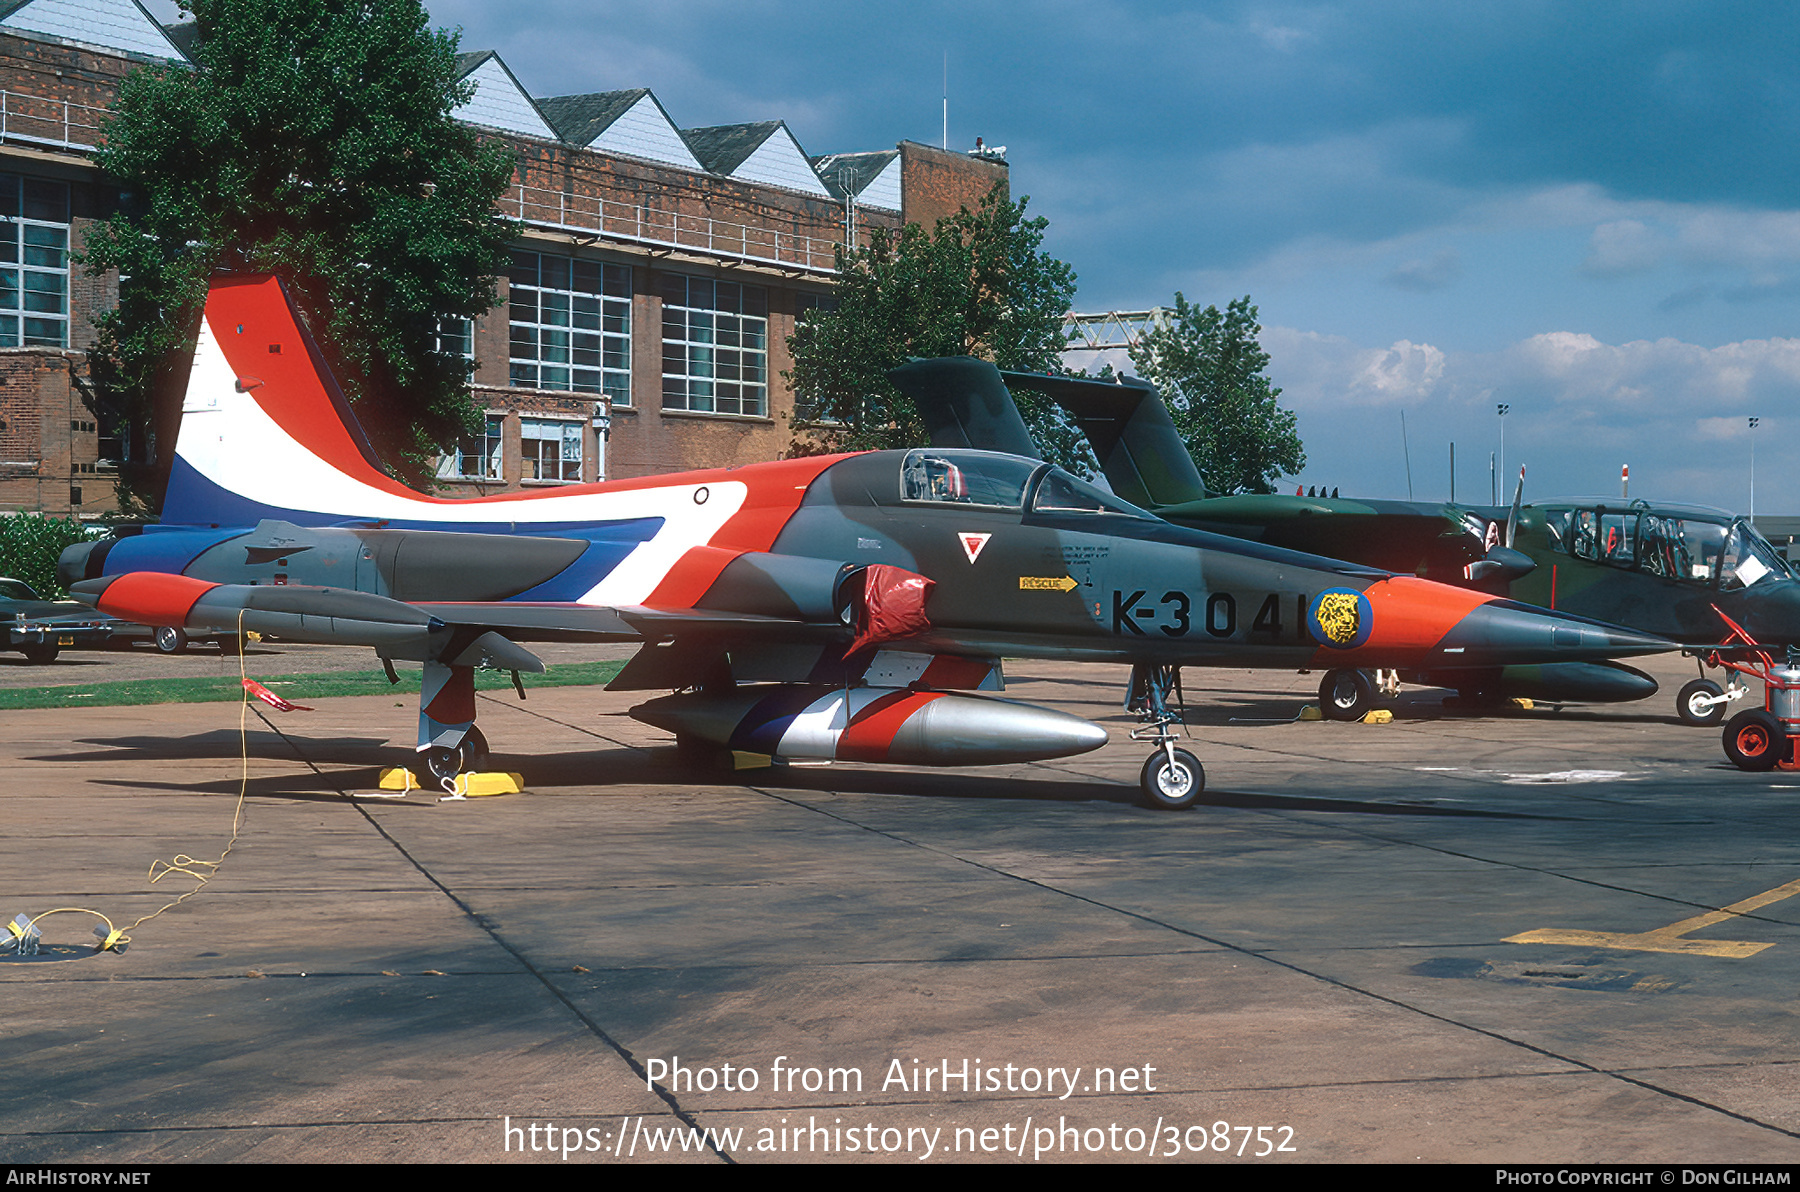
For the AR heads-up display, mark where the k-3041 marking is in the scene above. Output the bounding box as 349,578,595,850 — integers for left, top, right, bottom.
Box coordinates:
1112,590,1309,641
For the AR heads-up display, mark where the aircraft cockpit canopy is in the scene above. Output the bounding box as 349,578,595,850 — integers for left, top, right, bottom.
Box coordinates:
900,450,1039,508
1029,467,1153,518
1543,503,1792,590
897,450,1151,518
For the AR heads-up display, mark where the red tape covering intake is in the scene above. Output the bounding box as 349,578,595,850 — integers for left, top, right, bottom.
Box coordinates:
846,565,934,657
94,572,219,627
836,690,944,762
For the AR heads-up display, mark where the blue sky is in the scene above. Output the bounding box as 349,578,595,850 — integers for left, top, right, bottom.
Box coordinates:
155,1,1800,512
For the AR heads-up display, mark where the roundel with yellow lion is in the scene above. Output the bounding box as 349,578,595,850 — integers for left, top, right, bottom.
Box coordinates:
1307,587,1373,650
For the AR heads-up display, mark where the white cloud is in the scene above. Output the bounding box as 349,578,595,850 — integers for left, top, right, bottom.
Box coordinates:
1676,208,1800,269
1262,328,1445,409
1497,333,1800,410
1267,324,1800,508
1354,339,1446,400
1386,248,1461,291
1582,220,1667,277
1693,416,1766,441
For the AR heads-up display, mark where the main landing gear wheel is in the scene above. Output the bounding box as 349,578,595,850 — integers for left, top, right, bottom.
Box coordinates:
1677,679,1725,727
1138,747,1204,810
422,726,491,785
154,626,189,654
1319,669,1376,721
1723,709,1785,772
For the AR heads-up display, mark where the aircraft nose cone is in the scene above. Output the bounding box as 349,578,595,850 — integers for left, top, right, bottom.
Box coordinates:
1432,601,1672,666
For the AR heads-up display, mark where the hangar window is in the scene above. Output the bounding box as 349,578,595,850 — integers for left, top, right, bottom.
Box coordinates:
0,174,69,348
436,415,504,482
660,273,768,417
436,317,473,363
509,251,632,404
899,450,1038,508
521,417,582,483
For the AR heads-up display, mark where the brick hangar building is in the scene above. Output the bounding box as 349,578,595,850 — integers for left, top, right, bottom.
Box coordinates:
0,0,1007,516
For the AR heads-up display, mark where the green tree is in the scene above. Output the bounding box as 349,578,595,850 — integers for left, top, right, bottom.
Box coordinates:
81,0,519,501
1127,294,1304,494
786,185,1086,467
0,514,94,598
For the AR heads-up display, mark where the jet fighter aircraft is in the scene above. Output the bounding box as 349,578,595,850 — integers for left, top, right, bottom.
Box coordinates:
61,276,1672,808
906,359,1799,723
997,365,1800,725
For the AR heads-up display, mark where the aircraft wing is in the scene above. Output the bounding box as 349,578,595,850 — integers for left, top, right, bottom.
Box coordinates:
70,546,977,690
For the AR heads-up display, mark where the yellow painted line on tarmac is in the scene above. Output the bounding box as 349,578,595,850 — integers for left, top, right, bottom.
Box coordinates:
1504,875,1800,959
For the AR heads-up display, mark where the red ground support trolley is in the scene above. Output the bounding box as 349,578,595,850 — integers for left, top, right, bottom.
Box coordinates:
1696,607,1800,771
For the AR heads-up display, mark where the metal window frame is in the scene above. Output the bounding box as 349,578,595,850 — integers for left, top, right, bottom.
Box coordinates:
659,272,769,418
507,250,632,405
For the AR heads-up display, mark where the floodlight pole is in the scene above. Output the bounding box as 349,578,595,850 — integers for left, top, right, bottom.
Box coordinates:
1497,403,1509,496
1750,416,1760,522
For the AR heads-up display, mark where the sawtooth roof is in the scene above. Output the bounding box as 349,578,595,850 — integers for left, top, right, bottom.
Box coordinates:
537,89,647,145
681,120,785,176
811,149,899,200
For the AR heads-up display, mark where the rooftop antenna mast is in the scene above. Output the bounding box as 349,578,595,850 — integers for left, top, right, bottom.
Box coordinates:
942,52,948,149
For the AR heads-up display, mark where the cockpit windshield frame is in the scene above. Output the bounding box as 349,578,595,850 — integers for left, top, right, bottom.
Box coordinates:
897,449,1042,510
894,450,1153,520
1541,500,1791,589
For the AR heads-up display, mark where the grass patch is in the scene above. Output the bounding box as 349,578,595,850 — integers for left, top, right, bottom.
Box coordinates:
0,659,626,711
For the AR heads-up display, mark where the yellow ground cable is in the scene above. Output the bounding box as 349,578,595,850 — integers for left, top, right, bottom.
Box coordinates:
119,613,256,943
9,617,254,956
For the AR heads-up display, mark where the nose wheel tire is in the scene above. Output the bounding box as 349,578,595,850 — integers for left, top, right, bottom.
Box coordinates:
1676,679,1725,727
421,726,491,786
1723,709,1785,772
1319,668,1376,721
1138,747,1204,810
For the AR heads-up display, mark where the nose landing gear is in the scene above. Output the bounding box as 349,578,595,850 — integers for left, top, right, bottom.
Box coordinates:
1127,663,1204,809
